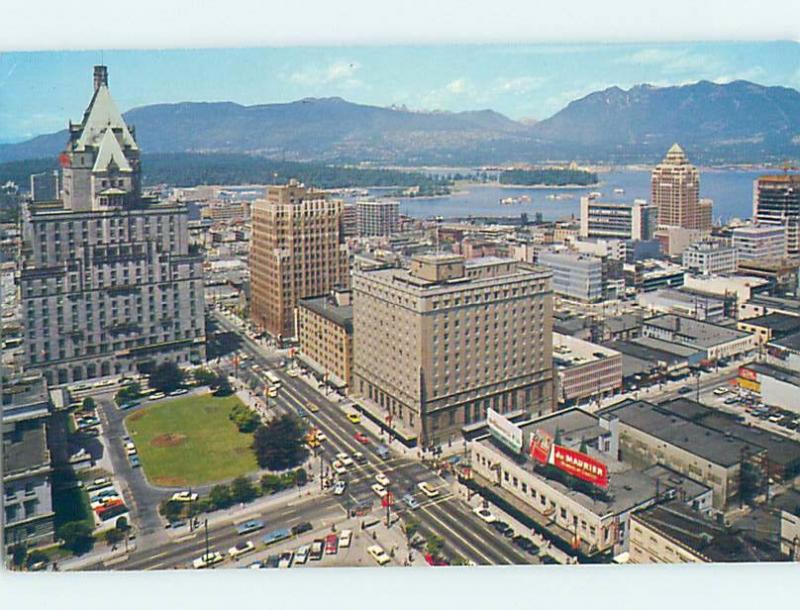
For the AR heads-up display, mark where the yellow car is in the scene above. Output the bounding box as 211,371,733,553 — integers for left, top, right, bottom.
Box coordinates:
346,412,361,425
307,403,319,413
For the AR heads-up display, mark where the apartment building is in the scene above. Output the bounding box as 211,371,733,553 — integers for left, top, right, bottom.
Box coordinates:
753,174,800,256
352,254,555,446
356,200,399,237
296,288,353,390
250,179,349,340
20,66,205,385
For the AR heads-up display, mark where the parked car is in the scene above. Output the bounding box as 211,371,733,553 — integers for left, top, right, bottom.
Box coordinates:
193,551,224,569
291,521,313,536
473,506,497,523
309,539,324,561
352,451,367,464
263,555,280,568
129,455,140,468
336,452,354,467
228,540,255,559
278,551,294,568
324,533,339,555
333,480,347,496
148,392,166,401
236,519,265,535
338,529,353,549
171,491,199,503
371,483,388,498
169,388,189,396
332,460,347,475
677,386,693,395
375,473,390,487
295,545,310,564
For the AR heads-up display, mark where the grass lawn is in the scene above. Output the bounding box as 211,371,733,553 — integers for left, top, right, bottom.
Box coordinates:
125,393,258,487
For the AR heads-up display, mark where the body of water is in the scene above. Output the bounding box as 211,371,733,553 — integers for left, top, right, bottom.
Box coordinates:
396,169,769,222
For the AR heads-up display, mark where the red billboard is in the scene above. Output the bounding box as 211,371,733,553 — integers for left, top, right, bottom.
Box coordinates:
529,429,553,464
551,445,609,489
738,366,758,382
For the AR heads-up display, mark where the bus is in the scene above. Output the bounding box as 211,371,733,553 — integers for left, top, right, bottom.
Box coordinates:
265,371,282,388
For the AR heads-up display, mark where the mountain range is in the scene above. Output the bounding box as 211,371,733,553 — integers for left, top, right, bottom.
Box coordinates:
2,80,799,165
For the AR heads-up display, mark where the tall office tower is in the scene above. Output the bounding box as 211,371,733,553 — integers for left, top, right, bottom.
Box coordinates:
753,174,800,255
20,66,205,386
250,179,349,341
580,197,657,240
356,200,400,237
732,225,787,261
652,144,711,230
352,254,555,447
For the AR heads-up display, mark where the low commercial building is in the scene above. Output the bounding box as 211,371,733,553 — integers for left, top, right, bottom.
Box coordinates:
553,334,622,406
630,500,784,563
738,362,800,417
642,314,759,362
468,408,710,558
599,399,766,509
2,374,55,550
638,287,726,322
736,258,800,297
296,288,353,390
624,260,685,293
736,312,800,344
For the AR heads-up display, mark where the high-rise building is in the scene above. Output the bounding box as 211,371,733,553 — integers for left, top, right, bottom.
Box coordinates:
250,179,349,340
20,66,205,386
356,200,400,237
753,174,800,255
580,197,657,241
29,171,60,202
732,225,787,261
537,250,604,303
352,254,555,446
652,144,711,230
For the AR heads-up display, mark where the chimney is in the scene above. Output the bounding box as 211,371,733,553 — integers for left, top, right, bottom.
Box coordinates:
93,65,108,92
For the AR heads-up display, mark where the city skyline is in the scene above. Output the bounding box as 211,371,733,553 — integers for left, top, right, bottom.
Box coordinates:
2,41,799,142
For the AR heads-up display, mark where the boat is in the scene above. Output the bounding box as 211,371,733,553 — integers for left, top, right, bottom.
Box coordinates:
500,195,533,205
613,188,625,194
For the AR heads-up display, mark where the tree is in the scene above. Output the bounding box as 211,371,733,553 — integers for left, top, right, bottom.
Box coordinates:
149,361,184,393
193,368,218,387
213,374,233,397
208,484,233,510
159,499,183,523
58,521,94,555
230,476,257,504
252,415,308,471
293,468,308,487
115,382,141,405
229,403,260,432
82,397,96,411
426,534,445,558
115,516,130,532
105,527,124,548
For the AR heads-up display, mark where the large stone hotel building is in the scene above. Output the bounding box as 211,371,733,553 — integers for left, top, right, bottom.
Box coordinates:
250,180,349,341
20,66,205,385
352,254,555,446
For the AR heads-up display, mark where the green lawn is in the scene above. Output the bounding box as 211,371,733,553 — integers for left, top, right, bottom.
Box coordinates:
125,393,258,487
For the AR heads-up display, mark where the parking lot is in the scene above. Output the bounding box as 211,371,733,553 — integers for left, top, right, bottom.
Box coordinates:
702,384,800,440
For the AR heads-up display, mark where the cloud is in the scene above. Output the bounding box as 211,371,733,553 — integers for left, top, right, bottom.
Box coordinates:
287,60,363,87
445,78,468,94
496,76,547,94
615,47,724,74
712,66,766,84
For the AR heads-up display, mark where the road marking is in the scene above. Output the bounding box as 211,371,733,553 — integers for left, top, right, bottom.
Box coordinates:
419,503,496,565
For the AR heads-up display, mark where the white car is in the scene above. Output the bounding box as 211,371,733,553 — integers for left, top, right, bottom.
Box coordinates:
338,529,353,549
169,388,189,396
371,483,387,498
335,452,354,467
473,506,497,523
367,544,391,566
375,473,390,487
193,551,224,569
332,460,347,476
295,545,310,564
286,368,299,378
228,540,255,559
333,480,347,496
417,482,439,498
713,387,728,396
148,392,166,401
171,491,199,503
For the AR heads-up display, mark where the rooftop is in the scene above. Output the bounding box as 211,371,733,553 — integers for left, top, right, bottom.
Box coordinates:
643,314,749,348
600,399,760,467
297,294,353,332
740,312,800,336
3,421,50,477
2,374,50,424
553,333,620,369
633,500,784,562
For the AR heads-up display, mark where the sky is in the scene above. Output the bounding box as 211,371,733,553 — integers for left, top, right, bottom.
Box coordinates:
1,41,799,143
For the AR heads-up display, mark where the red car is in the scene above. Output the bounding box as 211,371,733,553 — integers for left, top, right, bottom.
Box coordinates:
424,553,449,566
325,533,339,555
354,432,370,444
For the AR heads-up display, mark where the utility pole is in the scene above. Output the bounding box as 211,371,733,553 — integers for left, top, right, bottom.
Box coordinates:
204,518,209,566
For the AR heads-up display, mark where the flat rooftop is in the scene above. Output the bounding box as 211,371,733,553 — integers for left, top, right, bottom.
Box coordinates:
600,399,759,467
739,312,800,336
603,339,688,367
297,294,353,332
633,500,784,562
3,421,50,476
644,314,749,348
745,361,800,388
553,333,620,369
769,329,800,352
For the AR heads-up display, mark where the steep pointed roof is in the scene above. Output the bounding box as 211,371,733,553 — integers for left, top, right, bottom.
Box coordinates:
668,143,685,155
664,142,688,164
75,85,138,152
92,128,132,172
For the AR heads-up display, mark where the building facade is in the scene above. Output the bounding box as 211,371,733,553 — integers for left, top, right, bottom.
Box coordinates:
652,144,710,231
553,333,622,406
296,288,353,390
356,200,399,237
753,174,800,256
29,171,60,203
352,255,555,446
537,250,604,303
20,66,205,385
579,198,656,241
250,180,349,340
732,224,787,261
682,239,737,275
